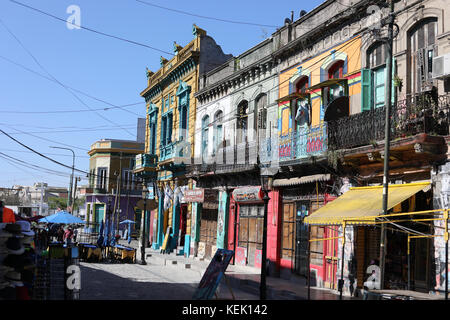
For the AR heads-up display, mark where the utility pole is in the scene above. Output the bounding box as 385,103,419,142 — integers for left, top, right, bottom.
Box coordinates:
72,177,80,215
379,0,395,290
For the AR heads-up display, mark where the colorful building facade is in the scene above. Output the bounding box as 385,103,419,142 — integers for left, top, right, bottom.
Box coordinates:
136,25,231,255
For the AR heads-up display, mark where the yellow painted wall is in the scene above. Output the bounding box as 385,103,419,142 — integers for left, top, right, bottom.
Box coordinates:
279,37,362,127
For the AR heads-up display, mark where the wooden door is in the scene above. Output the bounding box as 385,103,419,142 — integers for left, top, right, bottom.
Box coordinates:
281,203,295,263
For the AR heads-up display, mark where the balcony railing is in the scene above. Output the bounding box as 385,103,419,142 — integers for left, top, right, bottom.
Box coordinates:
328,94,450,150
159,142,176,162
134,153,158,171
276,123,328,163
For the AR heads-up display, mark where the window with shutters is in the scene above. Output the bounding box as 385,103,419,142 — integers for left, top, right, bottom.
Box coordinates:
201,115,210,160
96,167,108,190
237,100,248,144
256,94,267,140
361,42,395,111
408,18,437,94
213,110,223,155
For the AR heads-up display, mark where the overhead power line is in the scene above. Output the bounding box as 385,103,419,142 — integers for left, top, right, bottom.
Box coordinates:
1,124,90,152
0,55,145,118
135,0,279,28
9,0,174,56
0,18,136,137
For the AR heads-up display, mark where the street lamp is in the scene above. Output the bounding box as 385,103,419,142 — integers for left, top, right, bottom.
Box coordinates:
139,182,148,265
260,173,271,300
50,146,75,212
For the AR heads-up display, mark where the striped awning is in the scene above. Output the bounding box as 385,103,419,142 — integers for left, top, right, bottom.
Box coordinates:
273,174,331,187
303,182,431,225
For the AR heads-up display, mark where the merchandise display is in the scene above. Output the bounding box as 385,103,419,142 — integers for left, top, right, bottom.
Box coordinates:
0,221,36,300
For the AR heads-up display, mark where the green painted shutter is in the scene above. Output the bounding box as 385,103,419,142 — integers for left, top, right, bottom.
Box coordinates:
392,57,396,105
361,68,373,111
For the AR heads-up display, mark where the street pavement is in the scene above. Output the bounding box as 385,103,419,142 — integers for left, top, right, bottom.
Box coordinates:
79,239,356,300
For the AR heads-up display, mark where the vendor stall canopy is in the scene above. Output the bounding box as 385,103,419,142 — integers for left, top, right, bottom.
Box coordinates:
304,182,431,225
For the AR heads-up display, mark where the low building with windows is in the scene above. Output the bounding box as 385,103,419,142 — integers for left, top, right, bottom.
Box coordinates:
85,138,145,236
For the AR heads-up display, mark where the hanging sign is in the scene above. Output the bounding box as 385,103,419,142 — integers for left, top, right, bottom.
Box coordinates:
184,189,205,203
232,186,263,203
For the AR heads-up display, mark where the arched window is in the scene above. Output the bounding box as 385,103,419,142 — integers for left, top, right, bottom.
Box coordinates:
213,110,223,155
237,100,248,143
256,94,267,139
294,77,311,129
323,60,346,107
201,115,210,160
407,18,437,94
328,60,344,80
362,42,388,110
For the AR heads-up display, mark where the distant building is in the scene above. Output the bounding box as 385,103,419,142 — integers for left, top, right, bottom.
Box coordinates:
85,138,145,235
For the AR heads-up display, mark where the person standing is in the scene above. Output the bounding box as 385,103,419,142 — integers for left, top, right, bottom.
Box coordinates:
0,200,16,223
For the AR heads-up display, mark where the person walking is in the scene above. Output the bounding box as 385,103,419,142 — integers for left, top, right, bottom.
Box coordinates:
57,225,64,242
64,226,74,246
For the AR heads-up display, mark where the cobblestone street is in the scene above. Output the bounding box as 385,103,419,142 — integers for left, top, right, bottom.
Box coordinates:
80,262,203,300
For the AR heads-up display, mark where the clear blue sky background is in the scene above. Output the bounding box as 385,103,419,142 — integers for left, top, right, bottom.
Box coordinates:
0,0,324,189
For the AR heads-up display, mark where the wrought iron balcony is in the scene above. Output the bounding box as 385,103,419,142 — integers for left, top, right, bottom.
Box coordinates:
327,94,450,150
159,142,176,162
276,123,328,163
134,153,158,172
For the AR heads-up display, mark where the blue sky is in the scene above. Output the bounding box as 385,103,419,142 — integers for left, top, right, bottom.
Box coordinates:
0,0,324,188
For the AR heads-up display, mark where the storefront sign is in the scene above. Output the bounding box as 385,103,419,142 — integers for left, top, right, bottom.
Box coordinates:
184,189,205,203
232,186,263,203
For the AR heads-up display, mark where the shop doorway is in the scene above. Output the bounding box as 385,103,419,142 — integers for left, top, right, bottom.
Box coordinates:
281,203,295,266
199,208,218,258
94,204,105,233
294,202,309,276
238,204,264,267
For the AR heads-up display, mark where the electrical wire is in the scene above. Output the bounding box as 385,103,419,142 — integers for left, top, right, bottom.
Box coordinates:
0,18,136,137
9,0,174,56
1,124,90,152
135,0,279,28
0,54,145,117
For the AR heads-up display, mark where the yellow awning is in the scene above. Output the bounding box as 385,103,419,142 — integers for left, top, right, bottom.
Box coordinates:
303,182,431,225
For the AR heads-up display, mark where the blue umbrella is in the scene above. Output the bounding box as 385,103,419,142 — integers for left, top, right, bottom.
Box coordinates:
38,210,86,224
119,220,136,244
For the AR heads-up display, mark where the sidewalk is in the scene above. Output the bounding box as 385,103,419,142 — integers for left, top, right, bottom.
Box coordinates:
122,239,357,300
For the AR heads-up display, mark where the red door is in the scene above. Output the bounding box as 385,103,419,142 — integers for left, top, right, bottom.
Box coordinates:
179,204,187,247
324,226,339,289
